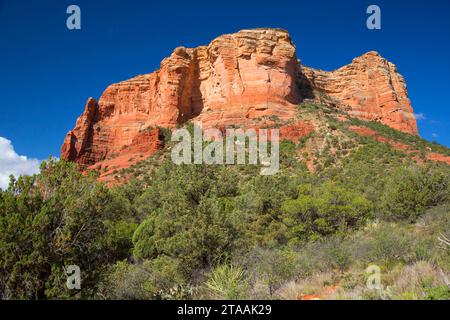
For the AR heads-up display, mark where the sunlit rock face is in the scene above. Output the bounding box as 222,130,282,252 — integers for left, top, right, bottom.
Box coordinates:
302,51,418,135
61,28,418,173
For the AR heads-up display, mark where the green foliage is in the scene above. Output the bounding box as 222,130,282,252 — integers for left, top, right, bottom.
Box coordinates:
104,220,138,259
132,163,241,277
364,223,414,264
205,264,248,300
100,256,190,300
318,236,352,271
380,165,449,221
233,174,307,247
425,285,450,300
0,159,133,299
321,141,407,202
100,260,151,299
281,182,372,243
241,247,298,297
346,117,450,156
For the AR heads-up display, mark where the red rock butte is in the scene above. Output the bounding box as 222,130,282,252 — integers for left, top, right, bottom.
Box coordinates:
61,28,418,173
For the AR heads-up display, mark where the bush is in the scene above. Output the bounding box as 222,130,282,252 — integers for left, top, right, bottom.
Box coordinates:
233,173,305,247
204,265,248,300
0,160,133,299
364,222,414,264
241,248,298,298
132,163,241,277
380,165,449,221
318,236,352,271
99,261,151,299
281,182,372,243
100,256,190,300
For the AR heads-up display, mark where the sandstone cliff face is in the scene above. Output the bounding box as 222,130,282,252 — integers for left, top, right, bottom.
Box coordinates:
302,51,418,134
61,28,418,171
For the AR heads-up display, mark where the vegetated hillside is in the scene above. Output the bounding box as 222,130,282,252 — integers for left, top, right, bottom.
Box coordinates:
109,100,450,186
1,102,449,300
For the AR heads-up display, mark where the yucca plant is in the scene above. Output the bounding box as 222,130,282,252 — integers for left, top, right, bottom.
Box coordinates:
205,265,248,300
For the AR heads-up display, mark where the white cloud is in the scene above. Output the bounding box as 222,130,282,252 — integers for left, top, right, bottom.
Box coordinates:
0,137,41,190
414,113,426,121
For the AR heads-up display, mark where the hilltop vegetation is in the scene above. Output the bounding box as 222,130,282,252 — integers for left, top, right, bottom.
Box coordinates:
1,103,449,300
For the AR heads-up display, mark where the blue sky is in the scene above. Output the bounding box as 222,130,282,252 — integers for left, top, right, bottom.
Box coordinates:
0,0,449,164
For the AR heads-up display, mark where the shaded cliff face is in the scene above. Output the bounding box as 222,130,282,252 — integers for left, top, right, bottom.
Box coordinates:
61,28,418,172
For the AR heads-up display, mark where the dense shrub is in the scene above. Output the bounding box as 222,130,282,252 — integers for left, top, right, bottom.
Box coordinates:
100,256,190,300
281,182,372,243
240,247,299,298
0,160,133,299
132,163,242,277
380,165,449,221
